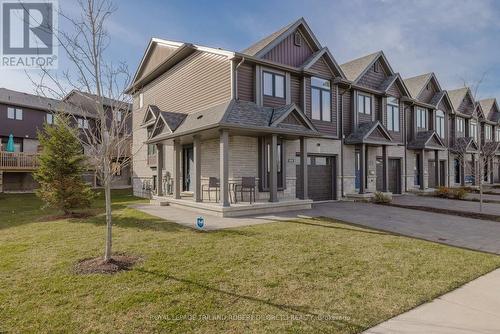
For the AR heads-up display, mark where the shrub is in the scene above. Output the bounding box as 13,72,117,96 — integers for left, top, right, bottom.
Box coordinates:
452,188,468,200
435,187,451,198
372,192,392,204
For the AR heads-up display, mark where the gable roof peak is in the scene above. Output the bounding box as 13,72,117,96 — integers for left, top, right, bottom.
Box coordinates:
339,50,388,82
447,87,474,111
241,17,321,58
403,72,440,99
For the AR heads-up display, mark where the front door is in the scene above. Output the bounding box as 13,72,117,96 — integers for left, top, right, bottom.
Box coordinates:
355,150,361,190
439,161,446,187
182,146,194,191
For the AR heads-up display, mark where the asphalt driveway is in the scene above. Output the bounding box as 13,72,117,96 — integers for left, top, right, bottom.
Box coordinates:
299,202,500,254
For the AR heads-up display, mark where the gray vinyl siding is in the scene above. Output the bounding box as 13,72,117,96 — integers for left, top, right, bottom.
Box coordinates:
237,62,254,102
342,90,352,136
139,51,231,114
418,79,438,104
309,56,332,78
263,95,286,107
262,29,314,67
290,75,301,106
357,59,387,90
458,93,475,115
136,44,179,83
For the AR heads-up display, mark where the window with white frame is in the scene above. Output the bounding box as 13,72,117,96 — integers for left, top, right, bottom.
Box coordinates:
77,118,89,129
485,124,492,141
436,110,445,138
496,128,500,141
263,71,285,98
456,117,465,133
311,77,331,121
139,92,144,108
386,97,399,131
7,107,23,120
46,113,54,124
357,93,372,115
470,120,478,141
416,107,427,129
117,111,122,122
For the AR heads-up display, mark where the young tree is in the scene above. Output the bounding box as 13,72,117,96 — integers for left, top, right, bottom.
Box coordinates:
34,115,94,215
28,0,134,262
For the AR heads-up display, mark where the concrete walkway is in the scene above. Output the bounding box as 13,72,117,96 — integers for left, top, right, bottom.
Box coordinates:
364,268,500,334
392,194,500,216
129,204,298,230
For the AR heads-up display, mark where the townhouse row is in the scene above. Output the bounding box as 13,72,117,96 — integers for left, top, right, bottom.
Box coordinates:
0,89,132,192
128,18,500,212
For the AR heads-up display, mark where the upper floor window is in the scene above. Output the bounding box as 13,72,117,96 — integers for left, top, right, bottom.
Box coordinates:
386,97,399,132
456,117,465,133
77,118,89,129
496,128,500,142
7,107,22,120
263,71,285,98
117,111,123,122
139,92,144,108
311,77,331,122
436,110,445,138
374,62,380,73
357,93,372,115
416,107,427,129
470,120,478,141
46,113,54,125
485,124,492,141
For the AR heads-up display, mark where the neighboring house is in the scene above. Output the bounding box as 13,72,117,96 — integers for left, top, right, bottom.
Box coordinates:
128,18,500,214
403,73,452,191
478,98,500,183
447,87,481,186
0,88,132,192
339,51,410,196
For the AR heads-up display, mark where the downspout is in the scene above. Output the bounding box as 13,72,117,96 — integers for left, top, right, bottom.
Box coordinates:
234,57,245,100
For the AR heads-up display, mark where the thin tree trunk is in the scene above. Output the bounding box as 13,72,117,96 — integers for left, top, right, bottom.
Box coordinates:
104,178,112,261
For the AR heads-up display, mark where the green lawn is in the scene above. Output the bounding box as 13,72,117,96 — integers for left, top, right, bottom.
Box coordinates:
1,190,500,333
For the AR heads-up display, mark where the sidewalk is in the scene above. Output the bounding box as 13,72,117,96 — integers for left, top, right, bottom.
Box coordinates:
364,268,500,334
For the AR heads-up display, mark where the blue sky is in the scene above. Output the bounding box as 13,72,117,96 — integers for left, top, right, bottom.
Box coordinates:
2,0,500,100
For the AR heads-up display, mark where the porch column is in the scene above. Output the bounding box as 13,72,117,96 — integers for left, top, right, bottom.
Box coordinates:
193,135,201,202
219,129,230,207
434,150,440,188
156,143,163,196
382,145,389,192
173,139,181,199
269,134,279,202
419,149,425,190
299,137,308,199
359,144,366,194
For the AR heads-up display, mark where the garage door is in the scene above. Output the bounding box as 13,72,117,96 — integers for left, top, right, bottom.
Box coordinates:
296,155,336,201
388,159,401,194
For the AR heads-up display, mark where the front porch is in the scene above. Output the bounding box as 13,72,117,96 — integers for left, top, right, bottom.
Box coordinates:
144,101,321,217
151,194,312,217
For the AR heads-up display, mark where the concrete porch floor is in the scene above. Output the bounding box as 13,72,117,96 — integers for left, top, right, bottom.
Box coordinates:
151,195,313,217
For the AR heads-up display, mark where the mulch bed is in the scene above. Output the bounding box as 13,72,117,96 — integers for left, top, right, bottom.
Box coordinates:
74,254,141,275
378,203,500,222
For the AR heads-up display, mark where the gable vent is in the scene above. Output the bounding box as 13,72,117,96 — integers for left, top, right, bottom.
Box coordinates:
294,31,302,47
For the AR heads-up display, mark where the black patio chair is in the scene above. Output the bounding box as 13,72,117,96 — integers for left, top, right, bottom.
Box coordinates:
234,177,256,204
202,177,220,202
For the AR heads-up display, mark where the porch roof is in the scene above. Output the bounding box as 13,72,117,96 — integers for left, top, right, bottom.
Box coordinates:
344,121,397,146
407,130,447,151
450,137,479,154
146,99,321,143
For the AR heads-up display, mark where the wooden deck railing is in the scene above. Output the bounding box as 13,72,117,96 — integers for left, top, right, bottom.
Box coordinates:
0,151,40,170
